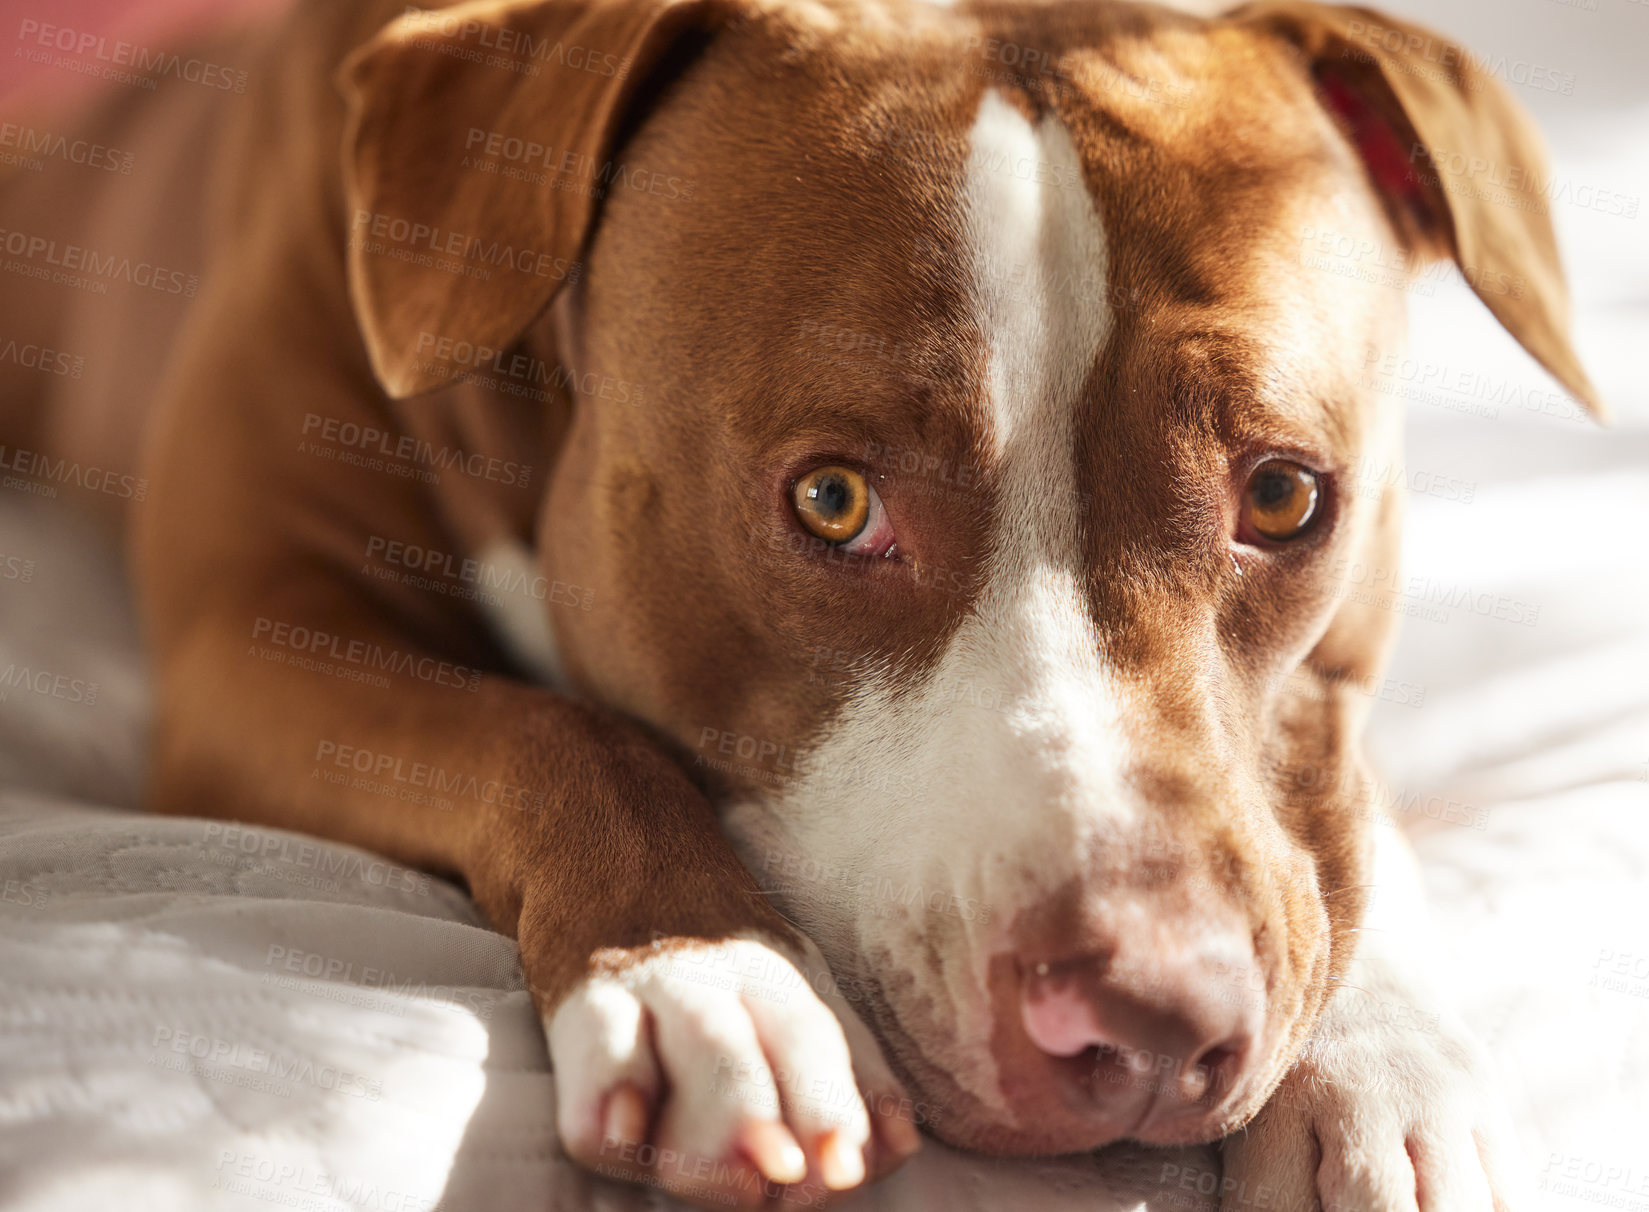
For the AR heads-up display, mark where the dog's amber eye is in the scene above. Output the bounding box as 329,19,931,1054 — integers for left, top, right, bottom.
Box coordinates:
794,465,871,543
1243,460,1320,541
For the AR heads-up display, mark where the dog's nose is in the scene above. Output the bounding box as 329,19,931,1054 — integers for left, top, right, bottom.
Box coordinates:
1017,928,1262,1114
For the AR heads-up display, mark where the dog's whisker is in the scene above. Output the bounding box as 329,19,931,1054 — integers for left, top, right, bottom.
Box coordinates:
1322,884,1378,899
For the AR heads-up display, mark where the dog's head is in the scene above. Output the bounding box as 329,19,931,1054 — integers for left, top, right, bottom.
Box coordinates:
342,0,1601,1153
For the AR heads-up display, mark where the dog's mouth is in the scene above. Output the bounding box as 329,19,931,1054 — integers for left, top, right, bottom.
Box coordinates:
717,782,1337,1155
845,952,1283,1156
872,1020,1269,1155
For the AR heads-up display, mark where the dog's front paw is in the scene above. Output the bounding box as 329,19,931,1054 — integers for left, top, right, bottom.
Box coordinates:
1220,1002,1524,1212
545,935,919,1208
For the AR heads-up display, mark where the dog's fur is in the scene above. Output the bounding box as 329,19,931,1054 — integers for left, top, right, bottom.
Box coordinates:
0,0,1600,1206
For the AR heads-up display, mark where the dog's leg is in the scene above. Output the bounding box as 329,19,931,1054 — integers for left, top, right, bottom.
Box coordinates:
145,575,916,1205
136,414,916,1207
1218,818,1524,1211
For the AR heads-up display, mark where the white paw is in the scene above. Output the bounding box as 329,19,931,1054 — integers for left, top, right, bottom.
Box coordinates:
1220,994,1524,1212
546,934,920,1208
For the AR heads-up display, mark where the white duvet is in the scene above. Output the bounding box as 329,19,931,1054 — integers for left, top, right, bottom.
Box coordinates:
4,32,1649,1212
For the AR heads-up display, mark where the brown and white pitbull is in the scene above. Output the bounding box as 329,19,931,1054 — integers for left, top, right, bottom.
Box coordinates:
0,0,1603,1206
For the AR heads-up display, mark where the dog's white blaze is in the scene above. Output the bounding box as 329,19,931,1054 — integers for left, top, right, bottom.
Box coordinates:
724,91,1124,1115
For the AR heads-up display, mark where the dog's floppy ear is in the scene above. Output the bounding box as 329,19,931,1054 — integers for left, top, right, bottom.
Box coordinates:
340,0,722,397
1233,2,1604,421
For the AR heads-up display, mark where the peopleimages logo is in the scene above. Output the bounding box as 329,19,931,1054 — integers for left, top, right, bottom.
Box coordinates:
212,1150,440,1212
1411,144,1641,220
150,1025,383,1101
264,944,493,1018
201,822,432,896
1339,18,1576,96
298,413,531,488
14,19,250,93
462,128,695,201
364,534,595,611
412,332,643,406
0,338,84,378
0,227,198,296
0,553,37,583
349,208,582,284
312,738,552,815
0,122,135,173
249,616,484,692
0,662,98,706
399,6,632,79
0,443,146,500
